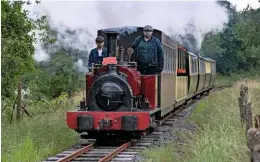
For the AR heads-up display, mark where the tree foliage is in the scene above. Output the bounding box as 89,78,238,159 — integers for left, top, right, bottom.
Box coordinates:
25,54,84,100
1,1,86,103
1,1,34,99
1,0,47,99
201,1,260,75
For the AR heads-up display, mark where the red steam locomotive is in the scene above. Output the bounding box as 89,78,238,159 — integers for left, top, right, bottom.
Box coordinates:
66,26,216,140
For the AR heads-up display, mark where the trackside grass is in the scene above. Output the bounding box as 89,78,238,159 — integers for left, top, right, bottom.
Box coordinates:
142,80,260,162
1,93,82,162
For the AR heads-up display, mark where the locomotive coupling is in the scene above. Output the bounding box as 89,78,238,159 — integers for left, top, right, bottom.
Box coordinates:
98,118,112,130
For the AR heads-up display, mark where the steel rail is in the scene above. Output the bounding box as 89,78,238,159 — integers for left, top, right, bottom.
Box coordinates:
98,141,132,162
56,143,94,162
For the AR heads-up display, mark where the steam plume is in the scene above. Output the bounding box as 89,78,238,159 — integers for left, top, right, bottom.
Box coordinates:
28,1,229,62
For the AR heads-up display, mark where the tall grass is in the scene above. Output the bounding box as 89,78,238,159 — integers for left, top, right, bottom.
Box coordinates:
1,93,82,162
142,80,260,162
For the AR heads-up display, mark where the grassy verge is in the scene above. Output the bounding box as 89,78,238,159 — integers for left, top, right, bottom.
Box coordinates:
215,74,240,87
142,80,260,162
1,93,82,162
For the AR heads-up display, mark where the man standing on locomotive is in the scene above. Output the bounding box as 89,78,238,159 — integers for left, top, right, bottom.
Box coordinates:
88,36,108,68
131,25,164,75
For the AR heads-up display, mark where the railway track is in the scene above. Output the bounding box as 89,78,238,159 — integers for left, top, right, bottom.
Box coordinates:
43,85,231,162
43,133,162,162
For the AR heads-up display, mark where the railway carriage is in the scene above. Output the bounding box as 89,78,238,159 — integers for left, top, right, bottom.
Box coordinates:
187,52,199,99
205,57,217,87
197,56,206,93
66,26,216,139
204,58,212,88
211,61,217,86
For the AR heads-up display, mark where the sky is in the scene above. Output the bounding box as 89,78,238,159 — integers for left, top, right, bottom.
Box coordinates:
25,0,259,63
229,0,260,10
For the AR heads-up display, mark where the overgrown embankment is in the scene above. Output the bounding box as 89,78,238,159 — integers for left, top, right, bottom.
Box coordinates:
142,79,260,162
1,93,82,162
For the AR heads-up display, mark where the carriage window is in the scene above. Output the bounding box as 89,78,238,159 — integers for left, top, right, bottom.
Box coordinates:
177,48,186,74
167,46,170,73
171,50,173,73
195,58,198,73
162,45,166,72
179,50,181,69
169,48,172,73
196,58,198,73
166,47,169,73
168,47,171,73
173,48,176,72
191,56,193,74
192,56,198,74
200,59,205,73
190,56,194,74
162,44,177,73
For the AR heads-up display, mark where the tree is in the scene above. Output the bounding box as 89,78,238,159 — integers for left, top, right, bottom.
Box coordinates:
1,1,46,100
234,8,260,73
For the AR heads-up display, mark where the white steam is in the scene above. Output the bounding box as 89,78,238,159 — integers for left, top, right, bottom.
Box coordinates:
74,59,88,72
33,42,50,62
28,1,228,62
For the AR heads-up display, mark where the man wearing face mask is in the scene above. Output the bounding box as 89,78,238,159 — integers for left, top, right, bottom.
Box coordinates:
88,36,108,67
131,25,164,75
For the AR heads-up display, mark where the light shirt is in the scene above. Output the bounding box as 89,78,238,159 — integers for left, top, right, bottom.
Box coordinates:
98,49,102,56
144,37,150,41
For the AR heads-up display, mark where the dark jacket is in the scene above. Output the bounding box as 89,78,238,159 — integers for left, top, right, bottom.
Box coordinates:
88,47,108,67
131,36,164,74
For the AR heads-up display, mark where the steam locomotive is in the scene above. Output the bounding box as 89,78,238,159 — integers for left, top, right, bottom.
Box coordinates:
66,26,216,140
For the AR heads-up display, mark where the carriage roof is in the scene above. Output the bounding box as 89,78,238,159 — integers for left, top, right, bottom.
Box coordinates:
187,51,198,57
98,26,180,48
98,26,215,63
203,57,216,63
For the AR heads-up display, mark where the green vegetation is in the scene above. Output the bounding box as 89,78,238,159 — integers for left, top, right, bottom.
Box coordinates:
215,74,260,87
215,74,240,87
201,2,260,76
1,0,260,162
1,93,82,162
1,0,86,104
142,80,260,162
1,1,86,161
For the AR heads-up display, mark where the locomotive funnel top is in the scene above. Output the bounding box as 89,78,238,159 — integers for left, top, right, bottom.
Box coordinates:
103,31,119,57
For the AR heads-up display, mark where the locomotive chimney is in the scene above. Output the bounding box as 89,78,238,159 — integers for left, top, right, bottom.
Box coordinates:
103,31,119,57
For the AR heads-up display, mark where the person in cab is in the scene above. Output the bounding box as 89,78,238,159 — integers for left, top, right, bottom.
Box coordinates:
88,36,108,67
131,25,164,75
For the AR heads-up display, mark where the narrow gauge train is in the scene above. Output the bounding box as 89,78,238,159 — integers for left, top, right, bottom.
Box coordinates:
66,26,216,140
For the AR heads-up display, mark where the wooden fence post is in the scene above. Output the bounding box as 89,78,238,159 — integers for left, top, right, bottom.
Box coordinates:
239,84,260,162
254,115,260,128
246,101,253,131
247,128,260,162
238,84,249,126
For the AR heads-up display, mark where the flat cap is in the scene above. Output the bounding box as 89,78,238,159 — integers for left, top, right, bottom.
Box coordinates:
143,25,153,31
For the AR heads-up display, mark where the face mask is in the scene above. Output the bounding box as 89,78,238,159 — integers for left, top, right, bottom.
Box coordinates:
144,31,153,38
